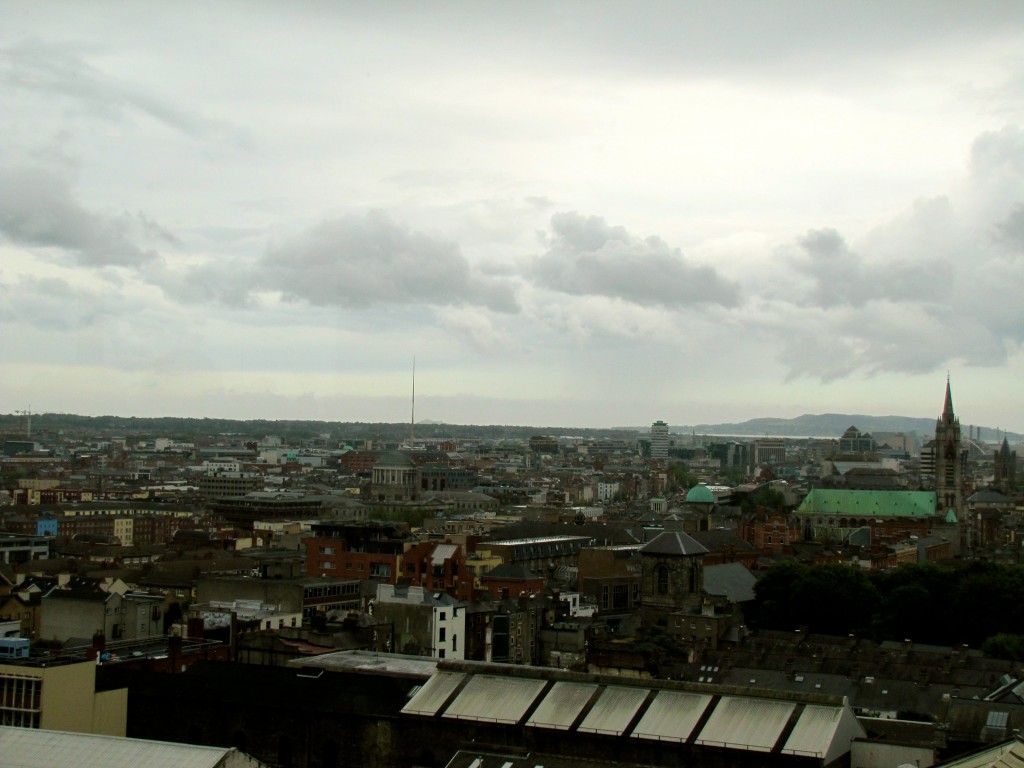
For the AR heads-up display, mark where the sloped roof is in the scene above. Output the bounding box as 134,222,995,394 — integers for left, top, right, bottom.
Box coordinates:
0,726,267,768
797,489,937,518
430,543,459,566
967,490,1012,505
639,531,708,557
703,562,756,603
482,564,538,581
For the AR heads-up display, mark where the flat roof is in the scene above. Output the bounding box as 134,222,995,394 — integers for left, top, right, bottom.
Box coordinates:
292,649,438,679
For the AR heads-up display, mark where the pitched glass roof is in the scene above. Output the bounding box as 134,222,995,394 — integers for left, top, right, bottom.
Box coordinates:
525,681,598,730
576,685,648,736
442,675,547,725
630,691,713,743
401,670,466,717
693,696,796,752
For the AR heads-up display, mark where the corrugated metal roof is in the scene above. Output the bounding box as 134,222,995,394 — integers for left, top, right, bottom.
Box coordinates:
630,691,713,743
526,681,598,730
401,670,466,716
576,685,649,736
0,726,259,768
694,696,796,752
442,674,547,725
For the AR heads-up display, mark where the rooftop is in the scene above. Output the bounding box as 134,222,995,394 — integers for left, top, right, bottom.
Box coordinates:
0,725,266,768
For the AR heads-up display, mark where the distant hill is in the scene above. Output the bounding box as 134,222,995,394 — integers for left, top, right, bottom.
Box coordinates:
0,413,637,443
0,412,1017,444
676,413,1017,442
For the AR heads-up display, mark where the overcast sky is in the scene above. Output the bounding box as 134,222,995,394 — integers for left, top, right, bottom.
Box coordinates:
2,2,1023,433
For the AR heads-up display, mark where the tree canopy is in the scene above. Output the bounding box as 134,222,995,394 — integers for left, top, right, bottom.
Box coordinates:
752,560,1024,656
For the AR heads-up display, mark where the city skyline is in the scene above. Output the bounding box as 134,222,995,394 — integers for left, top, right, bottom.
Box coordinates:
2,3,1023,432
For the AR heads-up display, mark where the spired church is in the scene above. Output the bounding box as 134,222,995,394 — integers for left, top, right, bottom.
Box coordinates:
933,376,967,516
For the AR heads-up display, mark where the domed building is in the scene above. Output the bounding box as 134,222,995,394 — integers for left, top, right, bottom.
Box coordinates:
685,484,716,505
370,451,419,502
684,483,716,530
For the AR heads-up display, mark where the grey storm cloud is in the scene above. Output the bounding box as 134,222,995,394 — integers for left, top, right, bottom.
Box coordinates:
998,205,1024,253
0,166,160,268
0,275,118,331
258,212,520,313
2,40,216,138
532,212,740,308
777,125,1024,382
796,227,951,308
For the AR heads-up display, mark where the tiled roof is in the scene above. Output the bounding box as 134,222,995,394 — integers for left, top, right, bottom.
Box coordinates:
639,531,709,556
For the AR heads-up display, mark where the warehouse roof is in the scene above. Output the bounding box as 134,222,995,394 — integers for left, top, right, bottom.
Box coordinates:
0,726,267,768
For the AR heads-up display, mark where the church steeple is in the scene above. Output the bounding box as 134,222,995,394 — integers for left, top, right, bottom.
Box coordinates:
940,374,956,426
933,376,965,541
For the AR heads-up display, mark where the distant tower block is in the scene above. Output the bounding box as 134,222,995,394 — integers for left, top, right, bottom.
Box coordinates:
650,420,669,460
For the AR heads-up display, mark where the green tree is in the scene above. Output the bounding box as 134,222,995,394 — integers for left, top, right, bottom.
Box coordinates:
632,624,682,676
790,564,879,636
870,563,956,644
753,561,810,629
666,464,698,493
982,633,1024,662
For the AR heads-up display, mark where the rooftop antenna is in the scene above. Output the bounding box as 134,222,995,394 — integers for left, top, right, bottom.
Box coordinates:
410,356,416,442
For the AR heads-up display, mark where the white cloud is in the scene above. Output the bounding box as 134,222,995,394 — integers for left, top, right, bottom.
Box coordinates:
531,212,740,309
0,166,161,268
2,4,1024,429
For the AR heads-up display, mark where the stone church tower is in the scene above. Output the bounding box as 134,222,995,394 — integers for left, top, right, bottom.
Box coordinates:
639,531,708,614
994,437,1017,494
934,377,966,514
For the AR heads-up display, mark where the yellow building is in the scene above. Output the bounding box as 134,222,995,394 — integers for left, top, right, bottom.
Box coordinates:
0,657,126,735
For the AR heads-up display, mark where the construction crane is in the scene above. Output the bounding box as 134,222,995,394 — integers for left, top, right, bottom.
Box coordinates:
14,407,32,439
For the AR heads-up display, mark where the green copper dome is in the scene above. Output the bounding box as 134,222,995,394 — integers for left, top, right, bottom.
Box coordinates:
685,484,715,504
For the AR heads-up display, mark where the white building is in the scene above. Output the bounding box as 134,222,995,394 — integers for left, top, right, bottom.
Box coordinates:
374,584,466,661
651,420,669,460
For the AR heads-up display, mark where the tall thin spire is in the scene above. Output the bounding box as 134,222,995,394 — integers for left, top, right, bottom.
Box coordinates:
410,355,416,442
942,373,955,423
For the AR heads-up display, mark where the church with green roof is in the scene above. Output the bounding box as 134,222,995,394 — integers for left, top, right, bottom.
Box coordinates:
794,489,948,542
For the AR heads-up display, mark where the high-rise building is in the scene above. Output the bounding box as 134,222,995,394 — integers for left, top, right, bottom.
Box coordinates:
650,420,669,460
753,438,786,469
